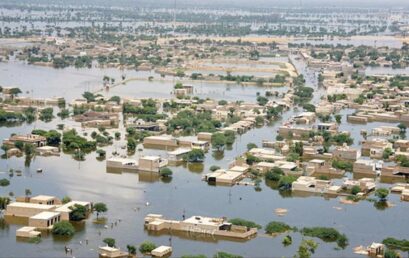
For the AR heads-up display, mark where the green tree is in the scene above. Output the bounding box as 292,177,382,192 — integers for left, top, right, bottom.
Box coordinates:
247,143,258,151
282,235,292,246
213,252,243,258
211,133,226,151
93,202,108,218
82,91,96,103
375,188,389,201
296,239,318,258
159,167,173,177
183,149,205,163
62,196,71,204
127,138,136,152
335,114,342,124
52,221,75,236
139,241,156,254
0,196,11,210
127,245,137,255
69,204,87,221
384,249,399,258
103,238,116,247
265,221,291,234
209,165,220,172
0,179,10,187
228,218,261,229
14,141,24,150
351,186,361,195
398,123,407,133
109,96,121,104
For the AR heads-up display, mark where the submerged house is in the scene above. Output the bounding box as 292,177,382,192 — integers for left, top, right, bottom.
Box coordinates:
144,214,257,240
204,169,245,185
106,156,168,173
3,134,47,147
4,195,91,237
292,176,340,194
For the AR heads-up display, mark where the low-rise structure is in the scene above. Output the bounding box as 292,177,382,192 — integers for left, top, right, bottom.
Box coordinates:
3,134,47,147
353,159,377,175
98,246,128,258
144,214,257,240
28,211,61,229
151,246,172,257
292,176,336,194
138,156,168,172
333,145,360,161
16,227,41,238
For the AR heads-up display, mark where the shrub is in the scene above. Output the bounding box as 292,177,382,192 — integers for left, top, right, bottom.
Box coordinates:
265,167,284,181
382,237,409,251
265,221,291,234
213,252,243,258
375,188,389,201
103,238,116,247
278,176,297,189
69,204,87,221
228,218,261,229
247,143,258,151
282,235,292,246
209,165,220,172
351,186,361,195
0,178,10,187
384,249,399,258
159,167,173,177
301,227,348,248
52,221,75,236
139,241,156,254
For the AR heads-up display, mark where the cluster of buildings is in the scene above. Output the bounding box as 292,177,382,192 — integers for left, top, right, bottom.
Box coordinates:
4,195,90,239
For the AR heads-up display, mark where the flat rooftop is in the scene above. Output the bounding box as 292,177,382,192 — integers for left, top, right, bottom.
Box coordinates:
183,216,223,226
7,202,56,209
30,195,55,201
30,211,60,220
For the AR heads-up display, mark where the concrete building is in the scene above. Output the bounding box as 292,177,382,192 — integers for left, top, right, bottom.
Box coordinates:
3,134,46,147
144,214,257,240
98,246,128,258
361,139,393,157
28,211,61,229
333,145,360,161
168,148,191,162
16,227,41,238
138,156,168,172
204,169,245,185
292,176,337,193
381,165,409,179
143,135,179,147
342,178,376,193
151,246,172,257
197,132,213,141
106,158,139,170
305,159,343,176
5,202,57,217
36,146,60,156
30,195,61,205
74,111,119,128
401,189,409,201
248,148,286,162
353,159,377,175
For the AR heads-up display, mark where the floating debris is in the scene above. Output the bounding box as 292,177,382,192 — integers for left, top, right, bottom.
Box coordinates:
274,208,288,216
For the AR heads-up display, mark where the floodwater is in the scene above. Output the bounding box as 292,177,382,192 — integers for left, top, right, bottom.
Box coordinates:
0,61,286,103
1,57,409,258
